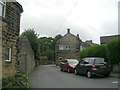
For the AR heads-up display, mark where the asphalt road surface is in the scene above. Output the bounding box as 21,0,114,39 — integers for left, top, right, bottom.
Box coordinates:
30,65,119,88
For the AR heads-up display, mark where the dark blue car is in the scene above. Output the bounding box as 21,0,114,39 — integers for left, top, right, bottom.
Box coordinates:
74,57,111,78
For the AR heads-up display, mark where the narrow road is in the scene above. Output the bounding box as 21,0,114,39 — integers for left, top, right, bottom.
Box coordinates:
30,65,118,88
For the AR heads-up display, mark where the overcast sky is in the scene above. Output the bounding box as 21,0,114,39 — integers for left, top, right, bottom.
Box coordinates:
17,0,119,44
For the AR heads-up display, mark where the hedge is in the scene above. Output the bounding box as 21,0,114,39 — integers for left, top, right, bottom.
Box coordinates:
79,39,120,64
106,39,120,64
79,45,107,61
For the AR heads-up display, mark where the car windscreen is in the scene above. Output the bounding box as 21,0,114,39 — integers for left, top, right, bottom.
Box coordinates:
94,58,105,64
68,60,78,64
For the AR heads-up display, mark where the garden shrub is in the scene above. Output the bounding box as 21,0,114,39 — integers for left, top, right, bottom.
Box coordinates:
2,72,30,88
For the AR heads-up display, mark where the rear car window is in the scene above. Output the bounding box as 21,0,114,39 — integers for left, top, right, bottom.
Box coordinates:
94,58,105,64
68,60,78,64
88,59,94,64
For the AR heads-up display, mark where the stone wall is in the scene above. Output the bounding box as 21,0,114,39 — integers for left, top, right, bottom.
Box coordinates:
113,65,120,73
18,36,35,75
0,19,3,79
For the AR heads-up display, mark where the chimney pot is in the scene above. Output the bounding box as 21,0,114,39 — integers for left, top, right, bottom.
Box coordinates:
67,28,70,33
77,34,79,38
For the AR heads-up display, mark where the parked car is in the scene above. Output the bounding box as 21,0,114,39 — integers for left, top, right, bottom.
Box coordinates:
60,59,79,73
74,57,111,78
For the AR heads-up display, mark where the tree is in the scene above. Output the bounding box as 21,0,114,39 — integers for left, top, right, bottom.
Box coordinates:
38,37,54,61
21,29,40,59
38,34,62,62
53,34,62,50
54,34,62,43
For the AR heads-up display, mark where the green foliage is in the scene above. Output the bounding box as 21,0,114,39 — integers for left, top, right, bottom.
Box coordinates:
21,29,40,59
79,38,120,64
21,29,62,62
53,34,62,49
2,73,30,88
40,56,48,61
38,34,62,62
53,34,62,43
79,45,107,61
106,39,120,64
38,37,54,61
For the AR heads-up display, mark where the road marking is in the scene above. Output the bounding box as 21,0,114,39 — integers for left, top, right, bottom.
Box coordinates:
112,81,118,84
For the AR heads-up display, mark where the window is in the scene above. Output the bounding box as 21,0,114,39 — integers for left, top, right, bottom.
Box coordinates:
65,45,70,50
59,45,70,50
5,47,11,62
59,45,64,50
59,57,63,60
94,58,105,64
83,59,89,64
0,1,6,18
80,46,85,51
89,59,94,64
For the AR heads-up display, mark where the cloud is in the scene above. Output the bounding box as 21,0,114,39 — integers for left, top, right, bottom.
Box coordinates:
18,0,119,44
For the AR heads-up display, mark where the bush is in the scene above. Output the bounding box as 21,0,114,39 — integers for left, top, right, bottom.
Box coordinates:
79,45,107,61
2,73,30,88
106,39,120,64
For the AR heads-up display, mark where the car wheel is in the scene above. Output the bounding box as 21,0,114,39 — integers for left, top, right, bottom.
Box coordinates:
104,74,110,77
60,67,63,71
74,69,78,75
87,71,92,78
67,68,71,73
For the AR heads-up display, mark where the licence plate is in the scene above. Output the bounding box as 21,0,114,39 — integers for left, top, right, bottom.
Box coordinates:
100,66,106,68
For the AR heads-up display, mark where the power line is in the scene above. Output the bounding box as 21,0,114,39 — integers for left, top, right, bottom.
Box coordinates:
55,0,78,34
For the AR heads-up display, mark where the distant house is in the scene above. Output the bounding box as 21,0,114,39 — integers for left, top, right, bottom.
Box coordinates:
55,28,97,64
0,1,23,78
100,35,120,44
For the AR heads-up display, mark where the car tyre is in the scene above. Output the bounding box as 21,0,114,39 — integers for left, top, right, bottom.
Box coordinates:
60,67,63,71
67,68,71,73
87,71,92,78
74,69,78,75
104,74,110,77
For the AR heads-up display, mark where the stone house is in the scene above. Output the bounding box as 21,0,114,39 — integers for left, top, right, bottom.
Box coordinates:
55,28,97,64
100,35,120,44
18,36,35,75
0,1,23,78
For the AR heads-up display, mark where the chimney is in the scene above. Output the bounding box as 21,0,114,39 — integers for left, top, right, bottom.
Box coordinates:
67,28,70,33
77,34,79,38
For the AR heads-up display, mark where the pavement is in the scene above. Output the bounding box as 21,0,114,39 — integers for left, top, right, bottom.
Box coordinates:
110,72,120,78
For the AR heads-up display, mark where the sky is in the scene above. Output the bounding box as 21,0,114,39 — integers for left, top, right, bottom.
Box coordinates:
17,0,119,44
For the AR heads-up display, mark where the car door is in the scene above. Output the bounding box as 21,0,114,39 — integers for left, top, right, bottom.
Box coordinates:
77,60,85,74
82,59,90,74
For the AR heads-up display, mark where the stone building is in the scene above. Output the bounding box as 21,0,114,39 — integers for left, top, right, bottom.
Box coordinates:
100,35,120,44
0,1,23,78
18,36,35,75
55,28,97,64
